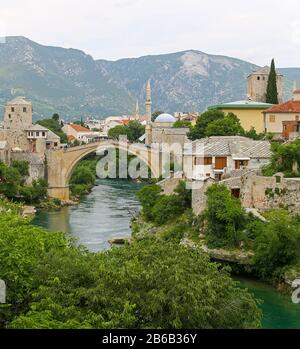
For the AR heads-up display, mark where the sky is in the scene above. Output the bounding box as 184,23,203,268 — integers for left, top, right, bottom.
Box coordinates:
0,0,300,67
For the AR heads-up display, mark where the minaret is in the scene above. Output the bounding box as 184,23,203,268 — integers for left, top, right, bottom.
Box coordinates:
135,100,140,120
145,79,152,124
145,80,152,145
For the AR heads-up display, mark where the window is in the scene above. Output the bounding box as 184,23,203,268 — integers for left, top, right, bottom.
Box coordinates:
296,115,299,121
11,107,14,112
276,176,281,184
269,115,276,123
23,107,27,113
204,157,212,165
36,132,39,137
42,132,46,137
54,142,58,147
8,114,11,119
257,76,260,80
235,160,249,170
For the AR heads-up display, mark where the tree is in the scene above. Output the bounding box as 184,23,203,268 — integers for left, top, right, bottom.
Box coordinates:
205,113,244,137
173,120,192,129
188,110,225,140
266,59,279,104
37,118,68,143
254,211,299,279
262,140,300,177
108,125,130,140
108,121,145,142
205,184,247,248
11,161,29,178
2,220,261,329
127,121,145,142
52,113,60,122
137,184,162,221
243,127,264,140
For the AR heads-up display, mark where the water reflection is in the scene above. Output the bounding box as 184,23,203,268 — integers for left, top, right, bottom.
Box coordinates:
33,179,143,252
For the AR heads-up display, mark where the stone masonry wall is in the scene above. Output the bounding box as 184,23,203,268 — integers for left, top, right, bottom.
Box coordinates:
11,152,45,185
192,173,300,215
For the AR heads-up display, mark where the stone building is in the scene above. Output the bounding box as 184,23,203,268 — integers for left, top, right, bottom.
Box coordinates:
263,89,300,137
183,136,271,181
0,96,61,183
192,171,300,215
247,66,284,103
208,100,273,133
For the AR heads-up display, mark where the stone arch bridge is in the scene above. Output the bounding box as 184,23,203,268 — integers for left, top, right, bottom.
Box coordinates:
46,140,162,200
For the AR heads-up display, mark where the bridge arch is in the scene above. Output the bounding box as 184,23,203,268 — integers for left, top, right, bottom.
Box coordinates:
46,141,161,200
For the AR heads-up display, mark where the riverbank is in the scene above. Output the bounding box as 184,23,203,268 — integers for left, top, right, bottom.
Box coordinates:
29,179,300,329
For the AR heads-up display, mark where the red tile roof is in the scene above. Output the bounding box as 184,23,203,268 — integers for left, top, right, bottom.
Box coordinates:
265,100,300,113
69,124,90,132
294,89,300,94
67,135,76,142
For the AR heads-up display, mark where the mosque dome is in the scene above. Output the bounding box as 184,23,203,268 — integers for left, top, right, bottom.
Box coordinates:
154,113,176,123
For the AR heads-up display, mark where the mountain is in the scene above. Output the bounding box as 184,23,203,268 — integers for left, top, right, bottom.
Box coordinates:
0,36,299,120
0,36,134,119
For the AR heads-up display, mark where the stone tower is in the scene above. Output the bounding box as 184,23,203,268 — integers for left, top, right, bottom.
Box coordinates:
145,80,152,123
145,80,152,145
134,100,140,120
247,66,284,103
4,96,33,130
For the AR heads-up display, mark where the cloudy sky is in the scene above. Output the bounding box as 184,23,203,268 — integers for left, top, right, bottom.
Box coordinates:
0,0,300,67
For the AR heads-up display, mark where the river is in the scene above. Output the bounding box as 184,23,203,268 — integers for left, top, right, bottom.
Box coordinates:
32,179,300,329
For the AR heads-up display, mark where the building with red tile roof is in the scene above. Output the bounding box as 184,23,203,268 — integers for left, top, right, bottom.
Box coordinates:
263,90,300,136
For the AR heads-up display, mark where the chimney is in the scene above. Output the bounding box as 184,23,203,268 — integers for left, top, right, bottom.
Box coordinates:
293,89,300,101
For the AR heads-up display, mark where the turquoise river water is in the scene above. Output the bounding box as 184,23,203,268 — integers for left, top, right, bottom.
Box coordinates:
32,179,300,329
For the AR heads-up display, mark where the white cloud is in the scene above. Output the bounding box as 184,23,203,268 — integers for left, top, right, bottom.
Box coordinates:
0,0,299,66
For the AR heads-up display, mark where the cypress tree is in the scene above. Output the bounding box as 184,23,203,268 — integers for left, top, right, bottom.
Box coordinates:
266,59,279,104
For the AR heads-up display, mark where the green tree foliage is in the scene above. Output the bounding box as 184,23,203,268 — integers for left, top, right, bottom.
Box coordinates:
173,120,192,129
188,109,225,140
11,161,29,178
0,161,48,203
243,127,264,140
108,121,145,142
0,210,73,328
0,207,261,329
137,181,192,226
70,158,97,197
205,184,247,248
52,113,60,122
262,140,300,177
205,113,244,137
19,179,48,204
137,184,162,221
266,59,279,104
253,211,300,279
37,118,68,143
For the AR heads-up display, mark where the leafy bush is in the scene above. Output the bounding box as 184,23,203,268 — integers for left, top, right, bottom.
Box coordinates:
0,209,261,329
253,211,300,279
205,184,247,248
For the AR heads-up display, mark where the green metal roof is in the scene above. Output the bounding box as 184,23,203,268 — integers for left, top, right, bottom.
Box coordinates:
208,101,273,110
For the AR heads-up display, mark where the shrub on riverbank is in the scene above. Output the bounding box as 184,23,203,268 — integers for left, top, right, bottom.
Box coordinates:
137,181,192,226
0,205,262,329
0,161,48,204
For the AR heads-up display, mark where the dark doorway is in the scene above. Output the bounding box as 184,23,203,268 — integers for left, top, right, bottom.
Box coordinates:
231,188,240,199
